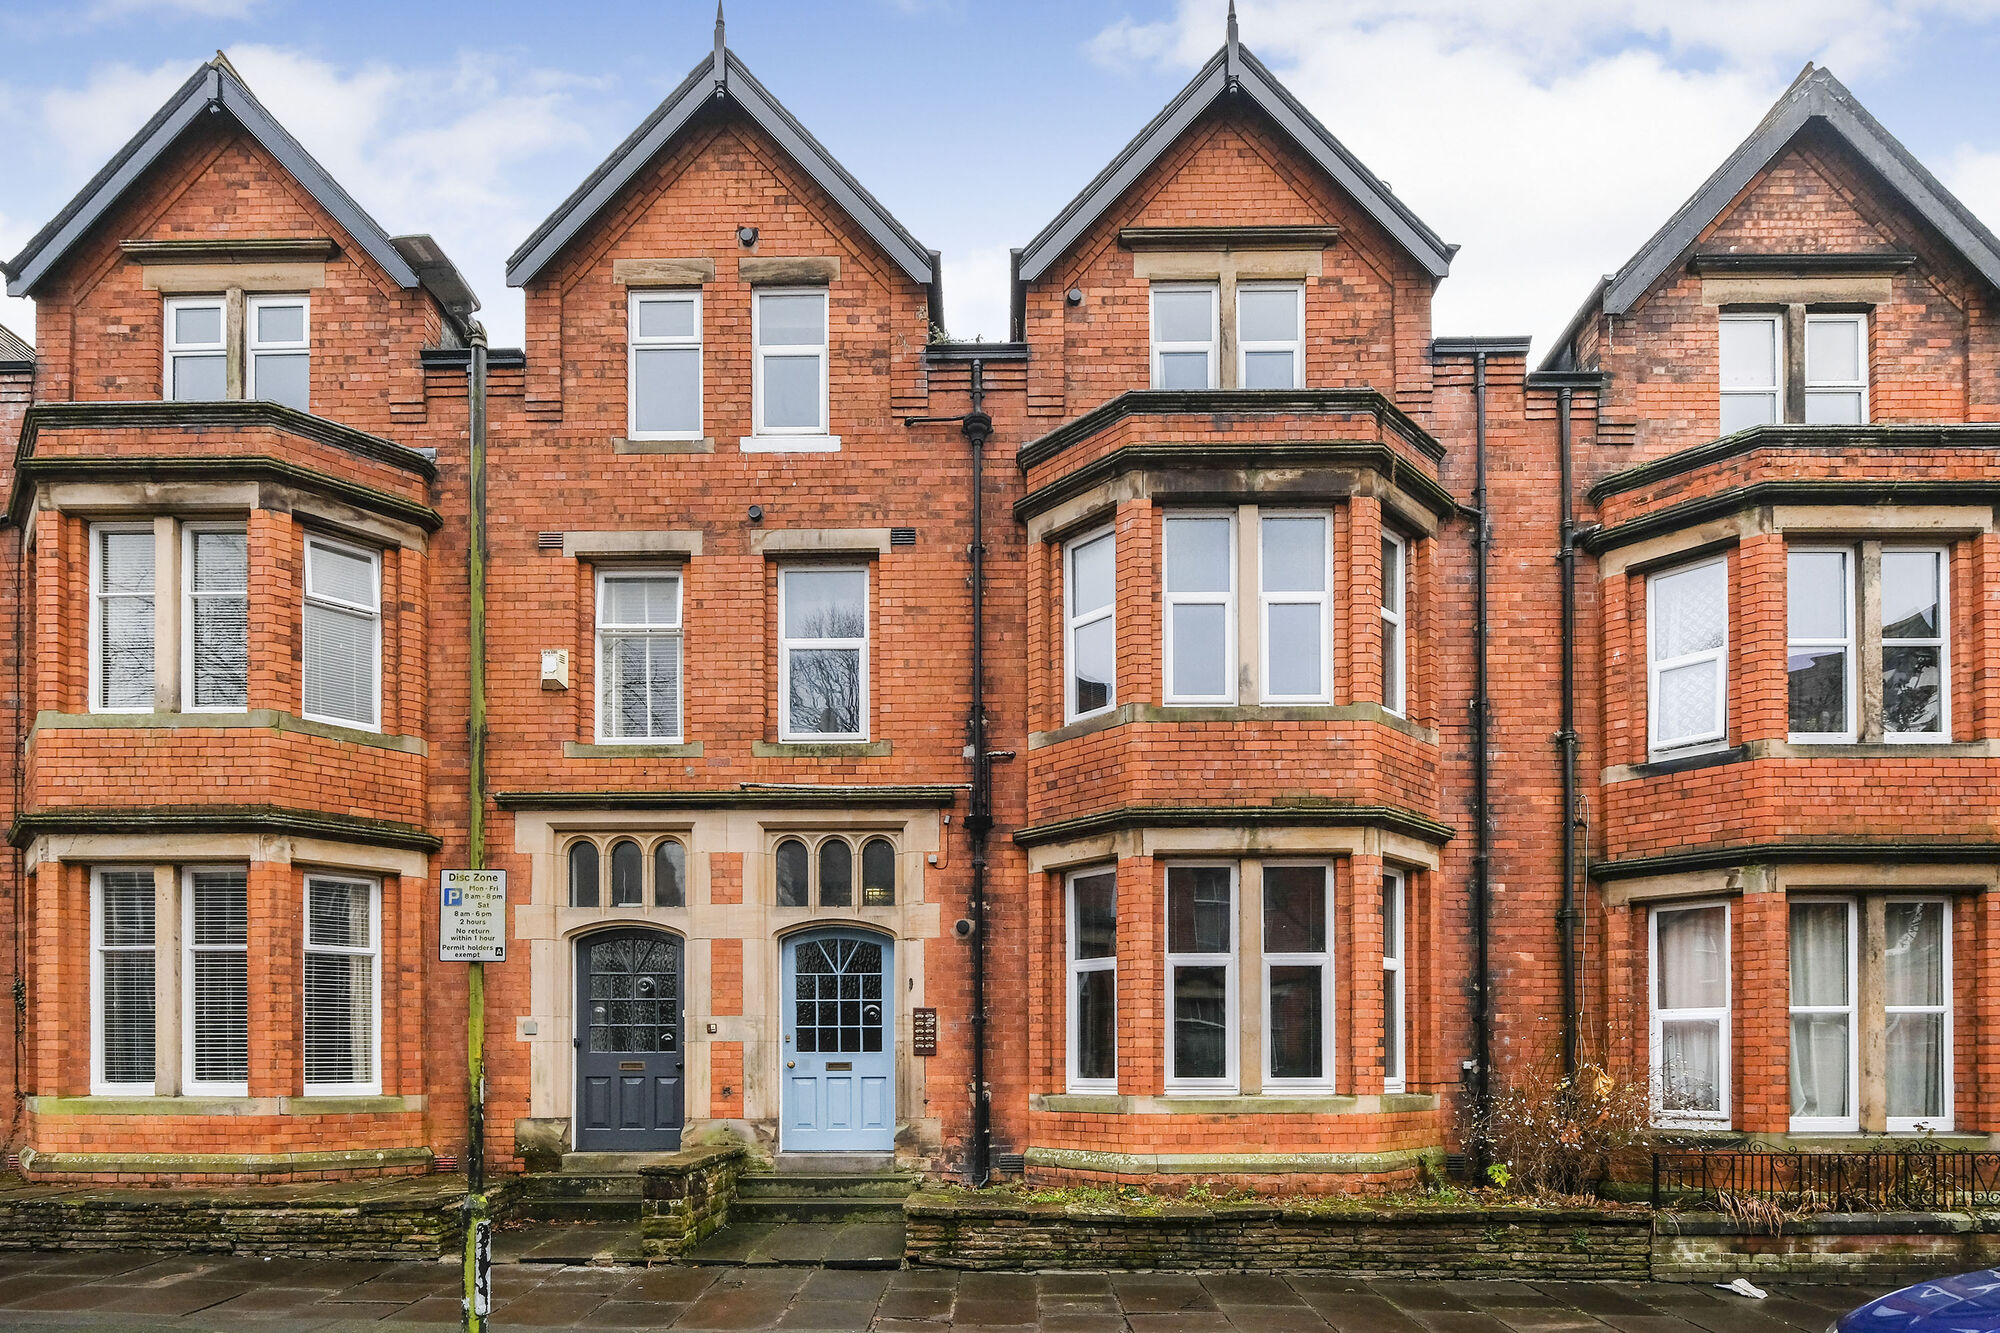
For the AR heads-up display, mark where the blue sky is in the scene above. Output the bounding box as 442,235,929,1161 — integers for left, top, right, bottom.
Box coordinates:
7,0,2000,356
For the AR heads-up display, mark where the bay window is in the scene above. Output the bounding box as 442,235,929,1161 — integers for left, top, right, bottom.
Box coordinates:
1259,514,1329,702
1886,899,1951,1131
184,525,249,712
1650,901,1730,1125
1163,514,1234,704
183,867,249,1097
1883,549,1947,740
596,569,684,742
1066,868,1118,1093
92,868,157,1094
1789,899,1857,1132
1784,542,1948,743
1165,864,1236,1093
1382,869,1407,1094
1064,528,1116,721
91,525,156,713
301,536,381,730
1262,863,1331,1091
303,874,380,1097
1381,531,1407,715
778,565,868,741
1787,548,1854,741
1647,557,1728,756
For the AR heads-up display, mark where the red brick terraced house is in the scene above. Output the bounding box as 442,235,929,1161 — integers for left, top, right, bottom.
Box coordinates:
2,11,1997,1202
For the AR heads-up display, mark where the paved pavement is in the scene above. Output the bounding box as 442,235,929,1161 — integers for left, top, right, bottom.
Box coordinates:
0,1249,1886,1330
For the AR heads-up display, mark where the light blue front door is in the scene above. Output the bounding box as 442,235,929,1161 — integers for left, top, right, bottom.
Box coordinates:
781,929,894,1152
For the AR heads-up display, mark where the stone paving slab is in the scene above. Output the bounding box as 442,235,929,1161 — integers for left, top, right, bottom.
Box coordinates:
0,1254,1907,1330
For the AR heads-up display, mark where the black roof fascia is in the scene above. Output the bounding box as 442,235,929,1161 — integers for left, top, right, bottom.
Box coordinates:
420,347,527,370
923,341,1029,363
7,58,427,298
1014,45,1453,290
1431,336,1533,357
506,49,934,290
1601,65,2000,319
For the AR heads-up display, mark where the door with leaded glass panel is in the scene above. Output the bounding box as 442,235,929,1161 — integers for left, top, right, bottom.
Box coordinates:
574,929,685,1152
781,929,894,1152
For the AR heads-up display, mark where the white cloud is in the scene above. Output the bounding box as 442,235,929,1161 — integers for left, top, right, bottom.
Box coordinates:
0,212,34,346
1089,0,2000,353
940,243,1014,343
88,0,262,18
1945,145,2000,238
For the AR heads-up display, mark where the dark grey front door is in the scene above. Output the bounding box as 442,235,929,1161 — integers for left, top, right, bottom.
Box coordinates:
575,929,684,1152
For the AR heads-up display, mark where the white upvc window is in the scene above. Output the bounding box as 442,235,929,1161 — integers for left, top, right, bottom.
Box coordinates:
628,289,702,439
1259,513,1330,703
1165,863,1237,1094
1237,281,1303,389
1381,530,1408,715
182,866,249,1098
595,569,684,743
1719,312,1781,433
303,874,381,1097
1787,547,1854,742
246,294,309,411
1789,897,1858,1133
1804,312,1868,425
1883,548,1948,742
1382,868,1407,1094
749,287,833,446
1065,867,1118,1094
182,524,249,713
1650,901,1730,1127
91,868,157,1095
778,565,868,741
1647,557,1728,756
1150,283,1218,389
1885,897,1952,1132
1261,862,1333,1093
1162,513,1235,704
90,524,157,713
1064,527,1116,721
164,295,226,401
301,536,381,731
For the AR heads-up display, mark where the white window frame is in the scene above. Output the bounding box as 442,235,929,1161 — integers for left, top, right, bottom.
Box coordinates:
777,564,869,743
245,293,309,410
1258,512,1331,704
90,867,157,1096
302,873,382,1098
89,522,157,715
181,522,249,714
1236,281,1304,389
593,567,685,744
1260,861,1334,1094
747,286,835,448
1786,546,1856,743
1162,512,1236,706
1649,900,1731,1129
1065,867,1118,1095
1149,282,1219,389
300,534,382,733
181,865,250,1098
1804,311,1869,425
627,289,703,441
1064,526,1117,723
163,294,226,401
1383,868,1407,1095
1647,556,1729,757
1164,862,1238,1096
1885,895,1953,1133
1381,529,1408,716
1787,896,1859,1134
1883,546,1950,744
1719,312,1782,432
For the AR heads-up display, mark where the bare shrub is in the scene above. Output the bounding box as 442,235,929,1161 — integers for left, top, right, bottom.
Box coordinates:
1476,1062,1651,1199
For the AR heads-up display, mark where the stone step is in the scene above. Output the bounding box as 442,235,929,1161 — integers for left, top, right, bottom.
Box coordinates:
730,1195,908,1224
509,1171,644,1222
735,1172,919,1201
683,1219,906,1268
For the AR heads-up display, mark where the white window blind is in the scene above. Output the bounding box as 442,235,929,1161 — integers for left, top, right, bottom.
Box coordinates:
1381,532,1407,714
185,526,248,711
1237,283,1303,389
1166,864,1236,1093
1066,868,1117,1093
1804,313,1867,425
184,867,249,1096
93,526,157,712
1151,284,1217,389
92,868,156,1093
247,295,309,411
1885,899,1951,1130
1883,549,1948,741
303,875,380,1096
754,289,829,436
1260,514,1329,702
629,291,702,438
1787,548,1853,741
1648,558,1728,754
302,537,381,730
1163,515,1234,704
596,571,683,742
1651,902,1730,1125
1064,529,1116,720
1719,314,1780,432
1262,863,1332,1091
164,296,226,401
779,566,867,740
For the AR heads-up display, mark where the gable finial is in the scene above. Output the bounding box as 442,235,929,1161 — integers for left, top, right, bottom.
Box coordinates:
1225,0,1240,83
712,1,728,95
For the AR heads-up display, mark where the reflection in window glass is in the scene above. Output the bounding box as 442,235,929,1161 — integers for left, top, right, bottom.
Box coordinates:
862,838,896,907
776,839,810,908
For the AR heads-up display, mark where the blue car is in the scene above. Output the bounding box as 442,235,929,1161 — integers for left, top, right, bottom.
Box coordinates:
1839,1270,2000,1331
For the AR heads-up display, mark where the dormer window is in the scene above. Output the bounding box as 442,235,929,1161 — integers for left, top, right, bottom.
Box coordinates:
247,295,310,411
165,297,226,401
163,293,310,410
1236,282,1303,389
1805,314,1867,424
1719,308,1867,431
1150,284,1218,389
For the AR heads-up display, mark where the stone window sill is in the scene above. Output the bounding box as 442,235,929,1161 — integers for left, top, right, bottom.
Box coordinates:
1032,1091,1438,1116
752,739,891,757
1030,702,1437,749
614,436,715,454
36,708,426,754
565,741,704,758
28,1093,424,1117
740,434,841,453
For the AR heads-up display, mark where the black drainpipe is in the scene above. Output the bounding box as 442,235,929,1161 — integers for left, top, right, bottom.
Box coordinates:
961,362,995,1186
1556,385,1581,1079
1470,350,1493,1168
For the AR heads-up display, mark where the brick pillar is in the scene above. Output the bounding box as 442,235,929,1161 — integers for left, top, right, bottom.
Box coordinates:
1347,495,1385,707
1344,855,1386,1096
710,939,743,1016
708,853,743,906
1733,535,1787,745
1117,855,1161,1097
246,509,296,716
710,1043,744,1119
246,859,299,1098
1734,888,1789,1133
1600,903,1643,1089
34,861,89,1097
1115,501,1156,711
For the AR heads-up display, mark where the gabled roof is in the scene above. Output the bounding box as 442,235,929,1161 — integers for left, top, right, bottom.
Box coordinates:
0,323,32,370
506,12,936,295
1601,64,2000,318
4,54,477,325
1014,10,1454,288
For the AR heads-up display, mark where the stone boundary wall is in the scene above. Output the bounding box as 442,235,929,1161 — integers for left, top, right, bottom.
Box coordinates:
639,1144,747,1259
1655,1212,2000,1284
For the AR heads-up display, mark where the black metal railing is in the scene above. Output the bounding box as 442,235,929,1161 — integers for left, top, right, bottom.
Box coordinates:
1652,1148,2000,1212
